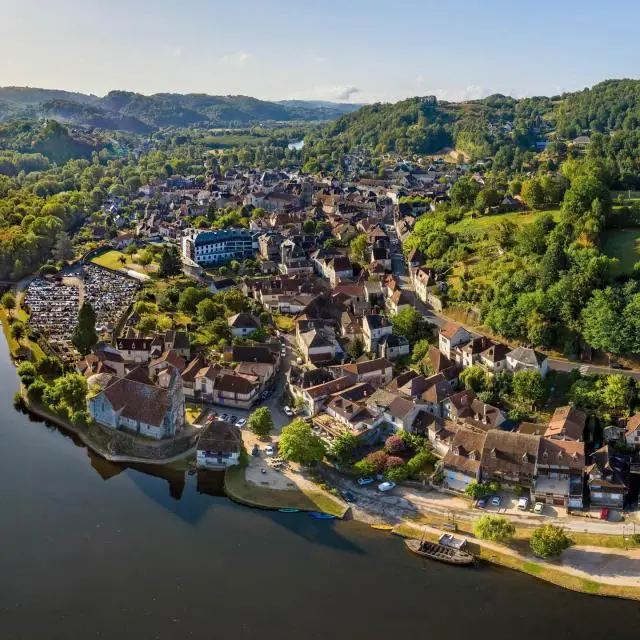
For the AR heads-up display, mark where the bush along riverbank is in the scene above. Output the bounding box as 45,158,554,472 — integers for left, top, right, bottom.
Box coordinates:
392,520,640,601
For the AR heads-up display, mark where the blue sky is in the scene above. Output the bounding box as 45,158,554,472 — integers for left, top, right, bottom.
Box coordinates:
1,0,639,103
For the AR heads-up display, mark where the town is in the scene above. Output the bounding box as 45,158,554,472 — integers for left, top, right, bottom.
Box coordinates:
7,153,639,547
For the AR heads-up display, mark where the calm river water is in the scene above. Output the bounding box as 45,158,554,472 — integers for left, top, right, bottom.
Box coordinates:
1,337,639,639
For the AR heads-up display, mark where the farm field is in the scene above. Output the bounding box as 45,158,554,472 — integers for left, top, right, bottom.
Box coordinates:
602,228,640,276
448,208,561,234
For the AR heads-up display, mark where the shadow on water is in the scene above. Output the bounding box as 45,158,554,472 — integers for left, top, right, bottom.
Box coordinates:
20,406,365,552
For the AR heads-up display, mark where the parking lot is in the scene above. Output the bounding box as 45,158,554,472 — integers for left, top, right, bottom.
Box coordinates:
475,492,567,518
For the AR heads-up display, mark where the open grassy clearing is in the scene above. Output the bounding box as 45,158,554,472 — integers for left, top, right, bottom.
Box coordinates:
449,208,561,235
91,250,156,274
602,228,640,276
224,465,347,517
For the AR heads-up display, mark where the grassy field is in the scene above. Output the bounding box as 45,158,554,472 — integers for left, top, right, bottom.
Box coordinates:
224,466,348,517
0,308,45,361
449,208,561,234
602,228,640,276
91,250,153,274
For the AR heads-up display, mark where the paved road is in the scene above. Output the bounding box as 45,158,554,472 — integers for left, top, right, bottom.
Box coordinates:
394,255,640,378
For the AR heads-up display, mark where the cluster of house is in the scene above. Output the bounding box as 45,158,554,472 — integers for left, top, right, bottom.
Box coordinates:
80,325,281,440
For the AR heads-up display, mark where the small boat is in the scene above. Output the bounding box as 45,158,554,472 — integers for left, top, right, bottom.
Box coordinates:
309,512,336,519
404,539,474,566
278,508,300,513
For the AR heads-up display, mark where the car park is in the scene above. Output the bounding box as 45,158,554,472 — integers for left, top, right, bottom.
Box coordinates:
533,502,544,514
490,496,501,507
357,477,374,486
518,496,529,510
378,481,396,492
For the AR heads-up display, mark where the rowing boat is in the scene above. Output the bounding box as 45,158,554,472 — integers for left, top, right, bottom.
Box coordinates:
309,512,336,519
404,539,474,566
278,508,300,513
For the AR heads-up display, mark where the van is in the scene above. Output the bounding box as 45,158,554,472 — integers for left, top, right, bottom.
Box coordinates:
518,496,529,511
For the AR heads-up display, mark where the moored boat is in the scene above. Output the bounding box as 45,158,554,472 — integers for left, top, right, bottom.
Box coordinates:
404,539,474,566
278,508,300,513
309,512,336,519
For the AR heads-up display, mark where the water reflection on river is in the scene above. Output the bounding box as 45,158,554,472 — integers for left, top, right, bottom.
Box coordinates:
2,338,640,638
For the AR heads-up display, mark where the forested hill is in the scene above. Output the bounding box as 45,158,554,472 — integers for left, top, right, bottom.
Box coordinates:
0,87,362,131
303,78,640,168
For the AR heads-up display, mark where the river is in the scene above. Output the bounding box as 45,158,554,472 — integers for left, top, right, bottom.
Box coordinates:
1,338,639,639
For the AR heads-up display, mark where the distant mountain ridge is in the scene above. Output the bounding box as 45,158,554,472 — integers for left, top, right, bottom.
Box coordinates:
0,87,363,132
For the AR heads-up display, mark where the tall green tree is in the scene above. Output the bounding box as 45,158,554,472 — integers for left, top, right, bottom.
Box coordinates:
350,234,369,265
529,524,572,558
512,370,547,409
247,407,274,438
473,515,515,543
72,301,98,355
391,306,428,345
53,232,74,263
159,245,182,278
279,418,326,465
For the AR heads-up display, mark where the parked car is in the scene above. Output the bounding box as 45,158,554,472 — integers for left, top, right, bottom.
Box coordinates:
533,502,544,514
251,444,260,457
229,415,238,424
280,348,287,357
600,508,610,521
342,490,357,503
378,481,396,492
235,418,247,428
490,496,501,507
518,497,529,511
206,415,216,424
357,477,374,486
220,413,230,422
476,498,488,509
265,445,274,456
283,406,293,417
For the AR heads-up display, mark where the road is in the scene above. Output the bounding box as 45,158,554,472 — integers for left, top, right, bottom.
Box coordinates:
392,253,640,379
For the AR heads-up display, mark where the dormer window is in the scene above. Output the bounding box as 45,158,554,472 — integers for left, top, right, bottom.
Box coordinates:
542,450,549,459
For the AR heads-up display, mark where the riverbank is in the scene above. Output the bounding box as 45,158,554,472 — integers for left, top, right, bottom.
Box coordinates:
23,396,198,466
392,521,640,601
224,465,348,517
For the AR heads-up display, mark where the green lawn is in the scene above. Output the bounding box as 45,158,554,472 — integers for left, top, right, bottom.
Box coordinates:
602,228,640,276
449,209,561,234
92,250,154,274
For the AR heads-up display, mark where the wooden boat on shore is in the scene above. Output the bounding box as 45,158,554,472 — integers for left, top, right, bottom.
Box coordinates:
404,539,474,566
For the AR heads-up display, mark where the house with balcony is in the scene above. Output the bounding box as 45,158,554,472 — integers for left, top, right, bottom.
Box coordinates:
586,445,630,509
534,438,585,508
196,421,242,469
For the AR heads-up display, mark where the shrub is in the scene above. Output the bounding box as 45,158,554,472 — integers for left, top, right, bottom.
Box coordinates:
384,435,405,454
473,515,515,543
354,458,375,477
72,410,89,427
530,524,573,558
406,450,437,478
17,362,37,378
366,450,389,474
385,455,405,470
27,380,47,403
464,481,493,500
385,464,409,483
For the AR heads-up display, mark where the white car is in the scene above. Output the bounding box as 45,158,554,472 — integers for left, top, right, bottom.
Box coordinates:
280,348,287,357
378,481,396,492
283,406,293,417
235,418,247,428
518,496,529,510
265,445,274,456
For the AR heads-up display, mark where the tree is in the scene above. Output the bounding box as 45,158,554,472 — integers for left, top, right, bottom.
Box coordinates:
302,219,315,233
410,338,431,365
365,450,388,474
350,234,369,265
464,481,492,500
599,374,635,411
529,524,572,558
391,306,428,345
10,321,25,340
512,370,547,409
354,457,375,477
53,232,74,263
279,418,326,465
406,450,436,478
520,178,545,209
450,176,481,209
247,407,274,438
385,464,409,483
473,515,515,543
347,337,364,360
1,292,15,312
330,432,358,465
72,301,98,356
459,365,488,392
178,287,208,313
384,435,405,455
159,245,181,278
196,298,217,323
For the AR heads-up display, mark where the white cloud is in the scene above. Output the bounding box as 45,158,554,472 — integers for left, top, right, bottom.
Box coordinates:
219,51,251,67
173,46,184,58
326,85,361,101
